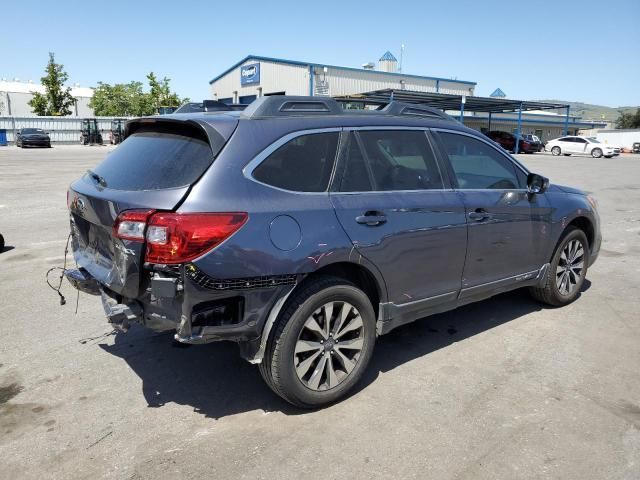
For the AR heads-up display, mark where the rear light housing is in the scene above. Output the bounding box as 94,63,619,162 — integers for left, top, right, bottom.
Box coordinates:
145,213,248,264
113,209,155,241
112,210,248,264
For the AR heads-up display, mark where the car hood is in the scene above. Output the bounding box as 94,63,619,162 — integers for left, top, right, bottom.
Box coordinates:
549,184,586,195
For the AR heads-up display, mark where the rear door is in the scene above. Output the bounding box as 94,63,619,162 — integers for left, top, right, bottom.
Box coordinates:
68,118,236,297
432,129,552,297
573,137,588,155
330,128,467,309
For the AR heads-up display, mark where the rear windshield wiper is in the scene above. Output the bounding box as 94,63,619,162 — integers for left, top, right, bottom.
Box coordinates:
86,169,107,187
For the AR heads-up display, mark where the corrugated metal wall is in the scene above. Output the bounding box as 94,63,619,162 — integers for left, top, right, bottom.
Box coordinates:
0,116,134,144
209,59,475,100
0,91,94,117
210,60,309,100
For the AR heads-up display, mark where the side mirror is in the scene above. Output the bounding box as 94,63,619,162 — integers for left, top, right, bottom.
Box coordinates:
527,173,549,194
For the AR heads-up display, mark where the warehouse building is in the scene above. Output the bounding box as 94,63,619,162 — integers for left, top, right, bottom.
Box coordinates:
209,52,476,104
208,52,606,142
0,79,94,117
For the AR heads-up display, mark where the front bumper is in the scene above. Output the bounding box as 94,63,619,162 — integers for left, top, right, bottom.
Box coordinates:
21,139,50,146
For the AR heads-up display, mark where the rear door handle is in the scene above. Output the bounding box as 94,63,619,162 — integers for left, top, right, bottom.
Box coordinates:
468,209,492,221
356,211,387,226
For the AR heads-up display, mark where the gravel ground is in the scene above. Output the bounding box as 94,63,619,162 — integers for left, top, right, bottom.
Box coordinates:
1,145,639,480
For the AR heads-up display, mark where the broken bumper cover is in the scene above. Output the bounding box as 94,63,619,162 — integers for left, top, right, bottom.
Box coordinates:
64,265,297,351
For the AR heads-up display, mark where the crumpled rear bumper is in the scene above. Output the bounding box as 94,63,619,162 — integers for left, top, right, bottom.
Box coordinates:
64,265,296,351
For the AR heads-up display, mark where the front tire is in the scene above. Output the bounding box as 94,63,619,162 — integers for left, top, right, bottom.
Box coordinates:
259,276,376,408
591,148,603,158
529,227,589,307
551,146,561,156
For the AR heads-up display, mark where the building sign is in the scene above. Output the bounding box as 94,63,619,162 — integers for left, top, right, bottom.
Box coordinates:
240,63,260,86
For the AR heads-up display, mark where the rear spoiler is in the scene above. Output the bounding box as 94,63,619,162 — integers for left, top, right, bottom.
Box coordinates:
123,117,234,157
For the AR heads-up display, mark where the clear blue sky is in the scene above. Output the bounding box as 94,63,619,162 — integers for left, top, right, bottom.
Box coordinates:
1,0,638,107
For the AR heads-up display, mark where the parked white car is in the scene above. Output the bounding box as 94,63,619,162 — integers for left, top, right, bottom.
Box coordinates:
546,136,620,158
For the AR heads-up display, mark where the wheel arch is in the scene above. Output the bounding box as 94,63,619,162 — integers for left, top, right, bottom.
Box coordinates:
566,216,595,252
300,261,384,318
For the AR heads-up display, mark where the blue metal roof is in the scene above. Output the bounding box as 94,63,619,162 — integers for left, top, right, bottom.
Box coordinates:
208,55,476,86
490,88,506,98
379,51,397,61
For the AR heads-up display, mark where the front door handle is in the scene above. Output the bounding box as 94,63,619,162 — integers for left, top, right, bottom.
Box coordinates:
468,209,492,221
356,211,387,226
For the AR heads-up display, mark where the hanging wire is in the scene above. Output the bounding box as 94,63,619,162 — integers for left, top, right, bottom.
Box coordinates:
45,233,72,306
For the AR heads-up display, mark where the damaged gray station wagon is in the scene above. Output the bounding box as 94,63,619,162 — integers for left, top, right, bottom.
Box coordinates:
65,96,601,407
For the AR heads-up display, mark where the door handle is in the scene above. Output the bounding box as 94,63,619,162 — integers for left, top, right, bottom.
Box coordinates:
468,209,492,221
356,211,387,226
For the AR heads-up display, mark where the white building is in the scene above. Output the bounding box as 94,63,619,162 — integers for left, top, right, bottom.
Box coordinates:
0,79,94,117
209,52,476,104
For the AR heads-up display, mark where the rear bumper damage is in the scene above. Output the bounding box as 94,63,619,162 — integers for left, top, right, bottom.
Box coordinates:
64,264,297,359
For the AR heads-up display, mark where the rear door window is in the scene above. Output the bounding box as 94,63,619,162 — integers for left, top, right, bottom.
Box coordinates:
252,132,339,192
354,130,444,191
91,130,214,190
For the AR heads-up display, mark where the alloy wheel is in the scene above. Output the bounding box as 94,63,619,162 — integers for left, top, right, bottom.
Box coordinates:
556,239,585,296
294,301,365,391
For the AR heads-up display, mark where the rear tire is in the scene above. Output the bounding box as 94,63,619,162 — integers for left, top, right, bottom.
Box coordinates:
591,148,603,158
551,146,561,156
259,276,376,408
529,227,589,307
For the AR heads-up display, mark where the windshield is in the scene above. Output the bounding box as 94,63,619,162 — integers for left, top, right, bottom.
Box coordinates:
22,128,45,134
587,137,601,143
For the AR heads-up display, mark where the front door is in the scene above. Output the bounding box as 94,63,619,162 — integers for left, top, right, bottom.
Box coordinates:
433,130,552,298
330,129,467,308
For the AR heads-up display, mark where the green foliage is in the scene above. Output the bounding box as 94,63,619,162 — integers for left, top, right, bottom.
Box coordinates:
89,81,155,117
89,73,187,116
615,108,640,129
29,52,76,116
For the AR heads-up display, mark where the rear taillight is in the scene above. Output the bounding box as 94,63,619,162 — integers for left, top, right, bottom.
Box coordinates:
113,209,155,241
145,212,247,264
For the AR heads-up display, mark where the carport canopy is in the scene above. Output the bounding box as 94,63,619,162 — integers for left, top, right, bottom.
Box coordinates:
334,88,572,153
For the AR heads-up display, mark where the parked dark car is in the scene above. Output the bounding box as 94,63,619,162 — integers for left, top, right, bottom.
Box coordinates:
487,130,536,153
63,96,601,407
521,134,544,152
633,142,640,154
16,128,51,148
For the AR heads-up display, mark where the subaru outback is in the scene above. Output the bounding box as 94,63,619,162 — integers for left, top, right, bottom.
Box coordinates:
64,96,601,407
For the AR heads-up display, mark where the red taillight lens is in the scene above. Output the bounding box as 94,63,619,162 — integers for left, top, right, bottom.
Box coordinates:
145,212,248,264
113,209,155,241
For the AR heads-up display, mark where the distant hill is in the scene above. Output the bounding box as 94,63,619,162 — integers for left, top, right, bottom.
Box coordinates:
533,100,638,122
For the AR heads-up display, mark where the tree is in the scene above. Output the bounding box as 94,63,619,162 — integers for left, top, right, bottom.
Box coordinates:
89,81,155,117
146,72,186,110
29,52,75,116
89,74,187,116
615,108,640,129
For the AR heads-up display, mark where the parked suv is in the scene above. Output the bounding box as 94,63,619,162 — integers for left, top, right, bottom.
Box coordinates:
64,96,601,407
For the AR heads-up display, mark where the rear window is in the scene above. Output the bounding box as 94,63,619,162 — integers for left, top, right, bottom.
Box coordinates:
91,131,214,190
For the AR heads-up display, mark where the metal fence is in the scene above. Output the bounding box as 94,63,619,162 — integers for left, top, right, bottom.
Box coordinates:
0,116,135,144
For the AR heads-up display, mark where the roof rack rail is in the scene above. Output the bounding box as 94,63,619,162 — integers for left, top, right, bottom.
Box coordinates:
239,95,456,122
241,96,343,118
380,102,455,121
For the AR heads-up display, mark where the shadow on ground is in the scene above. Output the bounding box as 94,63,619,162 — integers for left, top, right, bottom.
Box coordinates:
99,284,589,419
